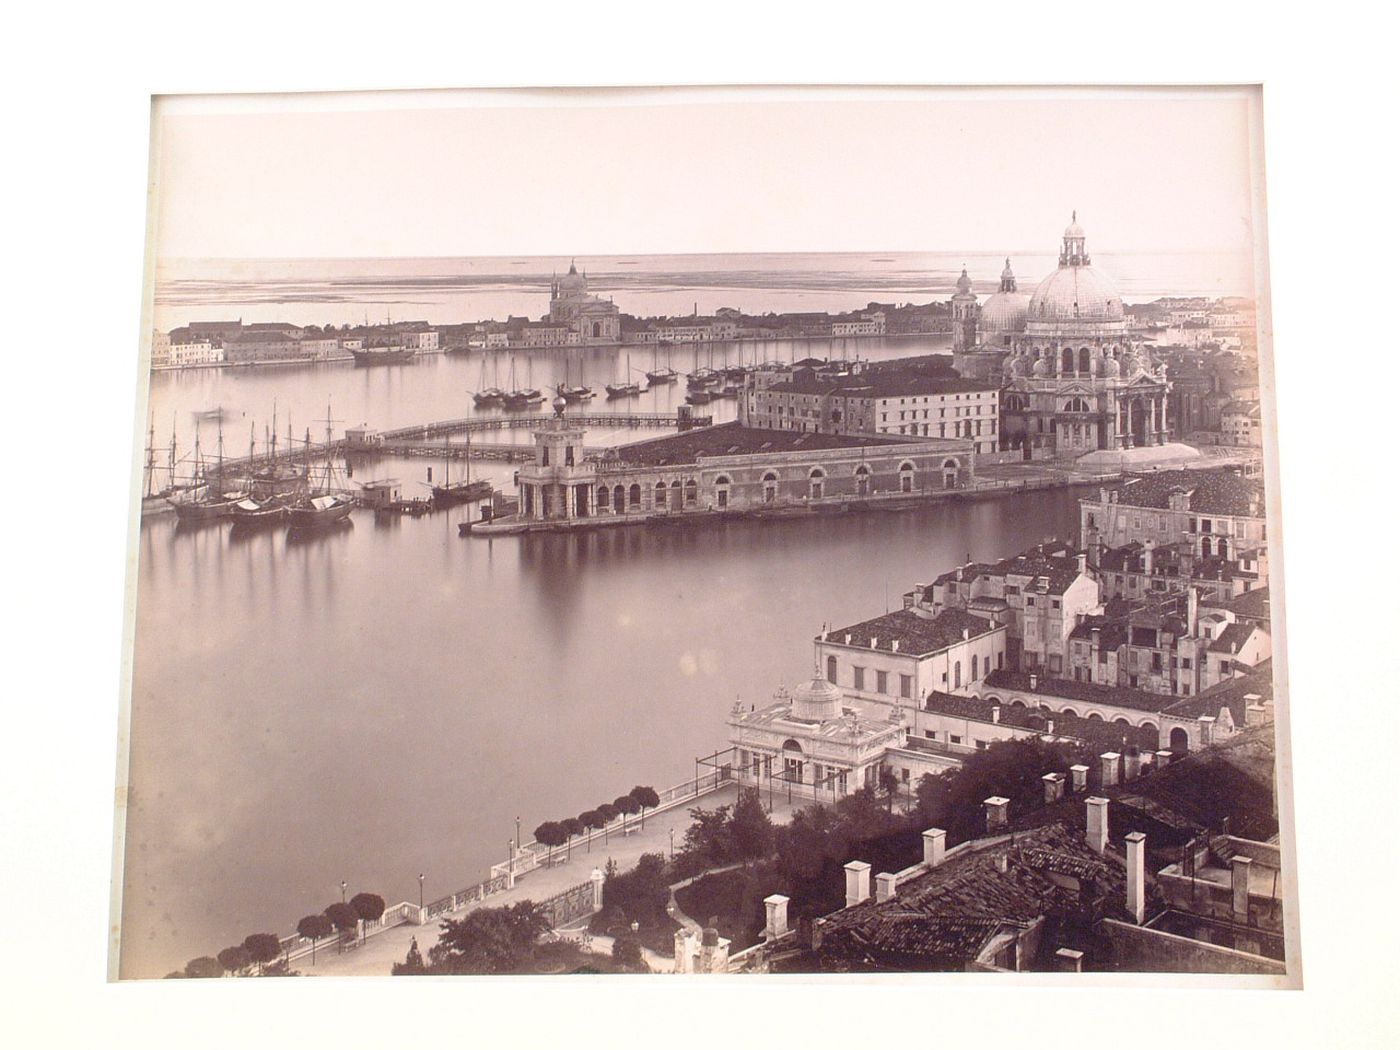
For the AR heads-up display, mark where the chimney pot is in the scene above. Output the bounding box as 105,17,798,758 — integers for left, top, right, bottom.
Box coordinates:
845,633,852,645
1042,772,1066,804
1069,764,1090,792
1231,855,1252,922
892,640,900,653
1029,673,1038,691
870,637,878,649
763,894,790,940
1054,947,1085,973
991,704,1001,724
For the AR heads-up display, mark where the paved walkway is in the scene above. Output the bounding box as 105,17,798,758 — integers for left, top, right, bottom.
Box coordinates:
299,784,803,976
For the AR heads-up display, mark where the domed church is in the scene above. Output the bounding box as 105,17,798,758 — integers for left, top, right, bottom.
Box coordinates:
954,215,1197,467
547,260,621,344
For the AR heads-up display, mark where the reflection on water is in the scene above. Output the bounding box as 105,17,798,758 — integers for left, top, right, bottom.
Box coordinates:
120,488,1082,978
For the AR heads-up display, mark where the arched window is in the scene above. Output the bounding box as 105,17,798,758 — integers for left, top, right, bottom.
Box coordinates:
854,464,870,496
1169,727,1190,752
1062,347,1075,374
971,654,979,680
1062,708,1077,718
1202,536,1212,558
1113,718,1131,728
953,661,961,689
1065,397,1091,414
1079,347,1091,373
899,460,915,494
613,485,625,513
596,485,610,512
655,480,667,508
1086,712,1104,722
628,483,641,508
762,471,779,504
715,475,731,509
826,655,837,684
684,478,698,505
809,467,825,500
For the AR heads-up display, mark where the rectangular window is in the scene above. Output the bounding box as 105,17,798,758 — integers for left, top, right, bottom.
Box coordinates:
900,674,912,699
876,670,888,694
853,666,865,690
950,735,962,745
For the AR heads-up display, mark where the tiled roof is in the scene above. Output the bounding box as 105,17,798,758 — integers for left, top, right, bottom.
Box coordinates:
1204,587,1271,624
1159,662,1272,724
981,670,1174,714
1207,621,1260,654
606,421,909,467
923,691,1160,751
825,609,999,657
933,541,1083,595
1106,469,1264,517
817,822,1128,967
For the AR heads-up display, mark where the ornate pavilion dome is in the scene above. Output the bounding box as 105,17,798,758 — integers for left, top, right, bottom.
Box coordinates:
790,676,844,722
1027,214,1125,326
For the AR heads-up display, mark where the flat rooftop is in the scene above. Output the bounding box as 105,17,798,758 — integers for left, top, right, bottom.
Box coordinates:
600,421,916,468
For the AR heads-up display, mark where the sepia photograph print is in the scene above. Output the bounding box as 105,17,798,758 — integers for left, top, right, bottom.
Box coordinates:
112,84,1298,984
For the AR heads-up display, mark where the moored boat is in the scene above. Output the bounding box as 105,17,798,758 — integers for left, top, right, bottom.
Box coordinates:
349,344,417,366
229,497,287,526
646,367,678,385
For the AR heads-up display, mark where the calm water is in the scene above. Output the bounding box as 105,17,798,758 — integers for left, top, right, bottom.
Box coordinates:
122,481,1082,978
121,249,1233,978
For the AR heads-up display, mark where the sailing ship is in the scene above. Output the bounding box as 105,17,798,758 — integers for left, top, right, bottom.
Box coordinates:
426,431,493,508
472,355,506,407
171,422,242,522
141,415,204,517
286,408,355,528
348,341,417,366
645,344,677,385
502,355,545,409
559,357,594,402
605,354,641,399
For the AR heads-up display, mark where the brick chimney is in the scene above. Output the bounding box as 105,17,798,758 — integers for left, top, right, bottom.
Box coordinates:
1086,797,1110,854
844,861,871,907
984,796,1010,832
1125,831,1146,924
922,828,947,867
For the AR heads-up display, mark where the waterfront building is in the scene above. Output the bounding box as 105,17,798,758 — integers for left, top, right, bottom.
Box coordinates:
509,321,577,348
299,336,348,361
150,329,171,367
547,261,621,344
742,366,999,454
905,541,1099,674
168,339,223,366
832,311,887,337
222,333,303,365
1222,399,1263,447
512,403,976,523
814,608,1008,718
1080,468,1267,560
401,328,439,352
728,679,915,803
185,319,244,344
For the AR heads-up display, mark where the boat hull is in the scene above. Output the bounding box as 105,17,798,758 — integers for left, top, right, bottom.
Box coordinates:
286,499,354,528
349,348,418,366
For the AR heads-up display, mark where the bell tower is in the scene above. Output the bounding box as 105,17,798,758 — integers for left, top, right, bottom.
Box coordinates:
950,266,979,352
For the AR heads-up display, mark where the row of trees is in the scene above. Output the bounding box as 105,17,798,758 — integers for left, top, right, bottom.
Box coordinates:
170,890,389,977
533,785,661,864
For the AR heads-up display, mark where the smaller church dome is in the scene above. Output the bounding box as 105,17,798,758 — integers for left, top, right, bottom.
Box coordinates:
954,267,974,295
979,291,1031,336
791,676,843,721
1064,213,1085,240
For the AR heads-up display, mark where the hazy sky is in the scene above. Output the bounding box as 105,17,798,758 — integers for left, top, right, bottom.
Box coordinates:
152,87,1260,260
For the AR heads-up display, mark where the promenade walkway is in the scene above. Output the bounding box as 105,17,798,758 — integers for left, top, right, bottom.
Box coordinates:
300,784,802,977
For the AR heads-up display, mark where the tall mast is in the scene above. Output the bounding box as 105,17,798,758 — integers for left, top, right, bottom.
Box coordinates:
144,413,156,498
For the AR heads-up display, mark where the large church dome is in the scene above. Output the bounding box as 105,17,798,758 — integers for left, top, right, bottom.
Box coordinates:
558,260,587,294
1027,215,1125,324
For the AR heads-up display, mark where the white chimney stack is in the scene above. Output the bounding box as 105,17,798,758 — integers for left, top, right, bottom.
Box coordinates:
991,704,1001,724
875,873,898,903
1231,855,1252,923
1069,764,1089,792
1042,771,1066,804
1125,831,1146,924
984,796,1010,832
1086,797,1110,854
870,637,878,649
922,828,947,867
844,860,872,908
892,640,900,653
763,894,790,940
1100,752,1121,787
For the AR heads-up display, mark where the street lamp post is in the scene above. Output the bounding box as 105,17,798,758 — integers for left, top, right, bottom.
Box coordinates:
418,873,425,911
516,815,522,854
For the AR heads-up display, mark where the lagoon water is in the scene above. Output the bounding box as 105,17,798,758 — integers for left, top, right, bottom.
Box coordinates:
119,251,1239,977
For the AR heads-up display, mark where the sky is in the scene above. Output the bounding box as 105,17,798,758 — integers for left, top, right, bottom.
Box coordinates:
151,86,1260,260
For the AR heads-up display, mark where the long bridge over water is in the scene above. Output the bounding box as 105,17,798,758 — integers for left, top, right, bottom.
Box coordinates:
207,411,709,473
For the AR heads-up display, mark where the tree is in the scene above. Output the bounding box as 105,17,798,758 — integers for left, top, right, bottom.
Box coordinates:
878,767,901,813
561,817,584,860
614,794,641,836
243,933,282,973
730,787,774,861
350,893,387,943
676,803,735,873
935,738,1076,843
325,902,360,952
183,956,223,979
595,802,620,843
428,900,549,975
297,913,334,965
599,852,671,930
534,820,568,865
629,785,661,829
611,935,644,971
217,944,253,975
392,936,427,975
578,810,601,853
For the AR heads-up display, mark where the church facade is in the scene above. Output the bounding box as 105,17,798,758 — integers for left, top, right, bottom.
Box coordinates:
952,216,1181,463
547,261,621,344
